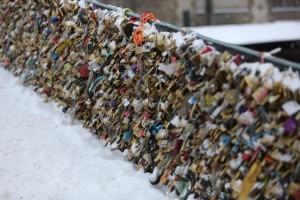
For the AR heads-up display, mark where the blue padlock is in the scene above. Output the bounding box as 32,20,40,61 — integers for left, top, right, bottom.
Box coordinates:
50,16,59,23
52,53,58,60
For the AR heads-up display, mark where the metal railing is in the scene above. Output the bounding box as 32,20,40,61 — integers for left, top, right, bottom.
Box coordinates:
85,0,300,71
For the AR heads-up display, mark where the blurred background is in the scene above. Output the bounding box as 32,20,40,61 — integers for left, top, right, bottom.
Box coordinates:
95,0,300,62
99,0,300,26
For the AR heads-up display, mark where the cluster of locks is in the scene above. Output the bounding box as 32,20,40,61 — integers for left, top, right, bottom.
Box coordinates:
1,0,300,199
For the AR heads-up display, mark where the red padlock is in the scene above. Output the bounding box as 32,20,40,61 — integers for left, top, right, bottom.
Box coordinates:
90,11,96,20
143,112,151,119
233,54,243,66
120,86,127,94
173,139,183,157
201,46,212,54
79,62,89,78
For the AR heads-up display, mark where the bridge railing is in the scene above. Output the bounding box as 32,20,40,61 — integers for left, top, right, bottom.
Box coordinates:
85,0,300,71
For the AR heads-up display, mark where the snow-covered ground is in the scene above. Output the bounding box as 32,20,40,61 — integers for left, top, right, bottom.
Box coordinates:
192,21,300,45
0,67,167,200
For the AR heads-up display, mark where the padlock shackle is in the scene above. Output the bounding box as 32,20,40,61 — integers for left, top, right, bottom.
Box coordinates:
85,0,300,71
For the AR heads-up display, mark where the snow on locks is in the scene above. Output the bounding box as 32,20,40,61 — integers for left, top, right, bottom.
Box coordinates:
1,0,300,199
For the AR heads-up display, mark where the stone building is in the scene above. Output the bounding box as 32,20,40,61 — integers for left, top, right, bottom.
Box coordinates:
98,0,300,26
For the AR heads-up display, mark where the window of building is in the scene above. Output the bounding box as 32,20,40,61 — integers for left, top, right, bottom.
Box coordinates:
272,0,300,6
195,0,249,15
271,0,300,11
213,0,249,14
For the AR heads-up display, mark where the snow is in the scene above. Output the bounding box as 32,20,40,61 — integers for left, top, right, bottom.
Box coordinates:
78,0,85,8
238,62,300,92
60,0,85,8
192,21,300,45
0,67,167,200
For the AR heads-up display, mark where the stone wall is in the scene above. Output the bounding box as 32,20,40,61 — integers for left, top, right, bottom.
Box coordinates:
101,0,180,25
